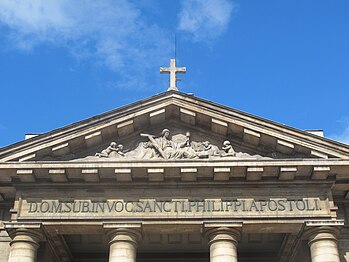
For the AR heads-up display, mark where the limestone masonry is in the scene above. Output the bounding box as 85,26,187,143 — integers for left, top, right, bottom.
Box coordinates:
1,59,349,261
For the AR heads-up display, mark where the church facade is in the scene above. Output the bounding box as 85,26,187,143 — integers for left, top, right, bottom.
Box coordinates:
1,61,349,261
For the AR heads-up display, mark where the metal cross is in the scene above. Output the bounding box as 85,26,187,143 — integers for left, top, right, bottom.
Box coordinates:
160,59,186,91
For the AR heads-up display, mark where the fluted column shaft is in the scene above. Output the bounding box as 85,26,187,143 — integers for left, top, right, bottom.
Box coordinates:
107,228,142,262
206,227,241,262
307,227,340,262
8,229,42,262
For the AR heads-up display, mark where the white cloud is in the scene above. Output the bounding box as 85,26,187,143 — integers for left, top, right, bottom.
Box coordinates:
178,0,234,42
0,0,171,86
0,1,235,89
330,126,349,145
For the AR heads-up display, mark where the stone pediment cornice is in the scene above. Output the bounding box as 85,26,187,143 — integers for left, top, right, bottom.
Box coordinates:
1,91,349,162
1,158,349,183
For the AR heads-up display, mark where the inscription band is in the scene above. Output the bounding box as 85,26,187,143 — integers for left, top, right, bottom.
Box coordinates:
26,199,322,215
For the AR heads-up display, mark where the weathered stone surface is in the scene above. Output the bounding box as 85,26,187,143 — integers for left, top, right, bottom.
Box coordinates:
1,88,349,261
82,128,270,161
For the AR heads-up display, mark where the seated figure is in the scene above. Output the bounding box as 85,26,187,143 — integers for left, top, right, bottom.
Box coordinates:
141,129,197,159
222,140,236,156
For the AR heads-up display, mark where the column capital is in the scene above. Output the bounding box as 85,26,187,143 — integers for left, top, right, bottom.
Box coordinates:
4,223,44,243
204,224,241,262
105,224,142,247
303,220,344,243
304,227,341,247
7,227,44,262
9,228,44,248
105,224,142,262
204,224,242,246
304,221,343,262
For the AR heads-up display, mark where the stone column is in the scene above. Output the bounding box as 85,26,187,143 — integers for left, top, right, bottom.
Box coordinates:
206,227,241,262
107,227,142,262
307,227,340,262
8,229,42,262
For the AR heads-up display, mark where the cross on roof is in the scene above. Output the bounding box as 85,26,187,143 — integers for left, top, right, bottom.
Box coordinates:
160,59,186,91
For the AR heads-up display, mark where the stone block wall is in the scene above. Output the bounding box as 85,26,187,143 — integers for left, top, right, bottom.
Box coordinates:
0,207,11,262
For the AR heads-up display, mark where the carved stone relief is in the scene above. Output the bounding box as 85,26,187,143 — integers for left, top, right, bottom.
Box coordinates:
95,142,125,158
81,128,270,161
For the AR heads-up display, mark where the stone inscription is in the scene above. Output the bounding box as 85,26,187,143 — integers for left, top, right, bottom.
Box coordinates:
19,198,330,219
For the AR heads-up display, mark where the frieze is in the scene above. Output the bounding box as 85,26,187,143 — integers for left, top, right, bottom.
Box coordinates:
18,198,330,220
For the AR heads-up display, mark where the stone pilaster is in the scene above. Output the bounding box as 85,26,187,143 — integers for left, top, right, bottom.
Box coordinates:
107,227,142,262
8,228,43,262
205,225,241,262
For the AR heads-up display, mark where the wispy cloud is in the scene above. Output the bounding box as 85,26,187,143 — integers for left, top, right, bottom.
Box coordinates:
0,1,236,90
0,0,172,88
330,127,349,145
329,118,349,145
178,0,235,42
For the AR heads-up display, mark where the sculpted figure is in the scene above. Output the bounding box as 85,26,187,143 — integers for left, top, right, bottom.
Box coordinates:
222,140,236,157
141,129,197,159
109,144,125,158
202,140,220,157
95,142,125,158
117,145,125,156
182,131,198,158
195,140,220,158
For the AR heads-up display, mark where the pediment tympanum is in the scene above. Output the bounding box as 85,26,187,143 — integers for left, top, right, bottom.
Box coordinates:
1,91,349,162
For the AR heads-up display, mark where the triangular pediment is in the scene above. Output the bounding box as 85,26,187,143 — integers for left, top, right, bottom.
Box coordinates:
1,91,349,162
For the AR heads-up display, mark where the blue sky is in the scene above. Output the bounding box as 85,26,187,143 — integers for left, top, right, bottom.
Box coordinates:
0,0,348,147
